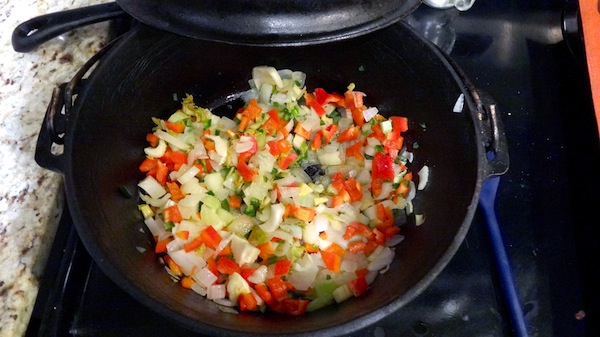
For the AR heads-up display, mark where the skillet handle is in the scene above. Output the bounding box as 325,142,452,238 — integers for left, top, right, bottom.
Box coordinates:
35,36,122,173
471,90,510,177
12,2,126,52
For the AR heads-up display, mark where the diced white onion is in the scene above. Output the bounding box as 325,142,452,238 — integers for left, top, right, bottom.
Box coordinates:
362,107,379,122
207,284,227,300
138,176,167,199
417,165,430,190
194,267,218,288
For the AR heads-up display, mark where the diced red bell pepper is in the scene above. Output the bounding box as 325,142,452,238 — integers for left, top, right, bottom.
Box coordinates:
278,153,298,170
372,152,395,181
343,221,374,240
163,205,183,223
238,152,256,182
320,124,338,143
139,158,158,172
314,88,342,106
345,141,364,160
273,259,292,277
155,160,169,185
321,250,341,273
267,277,289,302
337,126,359,143
390,116,409,133
239,292,258,311
343,178,362,202
155,237,173,253
254,283,274,305
309,100,326,117
200,225,222,249
330,172,344,191
348,276,368,297
240,266,257,281
311,131,323,150
217,257,240,275
206,256,218,277
270,299,310,316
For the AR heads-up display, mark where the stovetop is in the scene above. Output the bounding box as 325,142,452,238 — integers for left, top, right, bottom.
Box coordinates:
25,1,599,337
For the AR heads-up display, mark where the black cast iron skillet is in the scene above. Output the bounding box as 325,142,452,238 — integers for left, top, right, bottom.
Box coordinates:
33,21,507,336
11,0,422,52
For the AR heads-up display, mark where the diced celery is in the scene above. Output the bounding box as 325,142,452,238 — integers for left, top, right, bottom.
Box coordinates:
228,215,255,237
200,205,223,230
216,208,234,226
248,225,268,246
306,281,338,312
332,284,353,303
202,194,221,209
138,204,154,219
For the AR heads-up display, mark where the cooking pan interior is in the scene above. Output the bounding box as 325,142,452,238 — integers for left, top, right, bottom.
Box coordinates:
64,23,482,336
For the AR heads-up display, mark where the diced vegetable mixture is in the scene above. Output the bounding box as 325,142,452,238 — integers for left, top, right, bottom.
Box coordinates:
137,66,418,315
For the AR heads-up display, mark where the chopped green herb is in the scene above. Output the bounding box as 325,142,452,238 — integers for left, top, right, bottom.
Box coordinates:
221,199,230,211
374,145,384,153
164,221,175,231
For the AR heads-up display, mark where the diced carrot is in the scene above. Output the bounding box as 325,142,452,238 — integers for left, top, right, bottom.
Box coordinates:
276,139,292,154
166,121,186,133
180,276,195,289
324,242,346,257
292,206,316,222
294,123,310,139
166,182,185,202
224,196,240,210
146,133,160,147
164,255,183,276
258,242,274,261
303,243,319,253
242,99,262,120
183,236,203,252
175,230,189,240
217,245,232,257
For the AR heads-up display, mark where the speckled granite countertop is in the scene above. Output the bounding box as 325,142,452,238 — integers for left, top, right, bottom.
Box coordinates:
0,1,110,336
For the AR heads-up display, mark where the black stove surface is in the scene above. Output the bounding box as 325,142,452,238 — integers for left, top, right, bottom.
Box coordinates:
26,1,599,337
